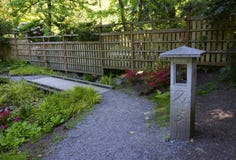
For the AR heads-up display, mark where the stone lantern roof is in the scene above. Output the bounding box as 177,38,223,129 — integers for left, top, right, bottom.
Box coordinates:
160,46,206,58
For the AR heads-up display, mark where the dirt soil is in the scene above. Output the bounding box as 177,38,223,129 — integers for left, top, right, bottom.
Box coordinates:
19,72,236,160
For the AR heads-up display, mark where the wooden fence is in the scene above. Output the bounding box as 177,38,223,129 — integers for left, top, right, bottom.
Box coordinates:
9,17,236,75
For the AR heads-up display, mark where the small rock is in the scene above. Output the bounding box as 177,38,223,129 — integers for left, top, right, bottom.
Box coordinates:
115,78,123,85
146,123,152,128
129,131,136,135
37,154,43,158
190,138,194,143
7,105,14,111
145,116,149,120
195,147,207,154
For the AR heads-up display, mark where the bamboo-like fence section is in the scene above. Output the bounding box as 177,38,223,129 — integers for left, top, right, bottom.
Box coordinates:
9,17,236,75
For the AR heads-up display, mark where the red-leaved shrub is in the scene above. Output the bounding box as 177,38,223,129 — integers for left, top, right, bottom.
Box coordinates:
0,110,11,125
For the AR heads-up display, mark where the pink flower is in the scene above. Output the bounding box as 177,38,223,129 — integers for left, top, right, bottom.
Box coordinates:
1,125,7,130
149,81,157,87
14,117,22,122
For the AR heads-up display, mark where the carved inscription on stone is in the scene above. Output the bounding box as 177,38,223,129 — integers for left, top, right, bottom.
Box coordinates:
172,90,190,104
171,89,191,140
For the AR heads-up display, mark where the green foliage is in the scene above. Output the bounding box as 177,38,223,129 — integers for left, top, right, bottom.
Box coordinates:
0,121,41,150
0,81,101,151
0,59,8,73
0,77,10,84
33,86,101,133
203,0,236,22
197,82,218,95
0,18,12,39
0,151,29,160
180,0,209,17
0,80,44,108
83,74,98,82
9,64,58,76
9,0,95,35
0,18,12,60
53,133,66,144
100,74,115,85
163,132,170,142
152,91,170,127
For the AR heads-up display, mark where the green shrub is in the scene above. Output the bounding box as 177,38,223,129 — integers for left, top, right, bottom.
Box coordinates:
0,122,41,150
0,151,29,160
0,80,44,108
0,80,101,151
33,87,101,130
152,91,170,127
0,77,10,84
100,74,114,85
9,64,58,76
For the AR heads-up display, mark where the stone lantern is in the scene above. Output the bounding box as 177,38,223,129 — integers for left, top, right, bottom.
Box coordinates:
160,46,206,141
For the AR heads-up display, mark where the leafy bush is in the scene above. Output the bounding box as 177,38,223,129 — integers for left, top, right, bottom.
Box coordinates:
125,70,140,84
221,47,236,84
0,80,44,108
100,74,115,85
0,84,101,151
152,91,170,127
124,68,170,91
0,151,29,160
142,69,170,89
0,110,10,125
0,121,41,151
9,64,58,76
83,74,98,82
33,87,101,133
0,77,10,84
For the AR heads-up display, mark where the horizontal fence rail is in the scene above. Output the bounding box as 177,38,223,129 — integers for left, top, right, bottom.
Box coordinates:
9,17,236,75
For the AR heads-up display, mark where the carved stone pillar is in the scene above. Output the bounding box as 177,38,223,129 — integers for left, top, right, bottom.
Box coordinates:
160,46,206,141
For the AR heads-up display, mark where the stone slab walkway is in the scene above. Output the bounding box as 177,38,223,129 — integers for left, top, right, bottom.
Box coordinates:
2,75,110,94
27,76,110,94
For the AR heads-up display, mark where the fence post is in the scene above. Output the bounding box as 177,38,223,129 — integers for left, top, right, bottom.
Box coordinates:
99,26,104,75
13,33,19,57
185,16,191,47
62,36,68,73
43,37,47,68
130,23,135,71
27,37,32,62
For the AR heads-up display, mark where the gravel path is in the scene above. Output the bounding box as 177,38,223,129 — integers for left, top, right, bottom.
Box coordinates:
42,90,184,160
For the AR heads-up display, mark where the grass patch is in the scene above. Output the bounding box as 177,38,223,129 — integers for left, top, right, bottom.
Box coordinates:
152,91,170,127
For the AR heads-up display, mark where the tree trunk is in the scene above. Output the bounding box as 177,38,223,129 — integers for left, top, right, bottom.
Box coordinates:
47,0,52,33
118,0,127,31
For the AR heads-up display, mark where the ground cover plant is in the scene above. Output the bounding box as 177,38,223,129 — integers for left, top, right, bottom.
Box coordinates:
99,74,115,85
152,91,170,127
0,80,101,156
0,59,60,76
8,61,59,76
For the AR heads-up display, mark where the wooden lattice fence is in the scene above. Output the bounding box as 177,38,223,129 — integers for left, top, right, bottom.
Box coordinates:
9,17,236,75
